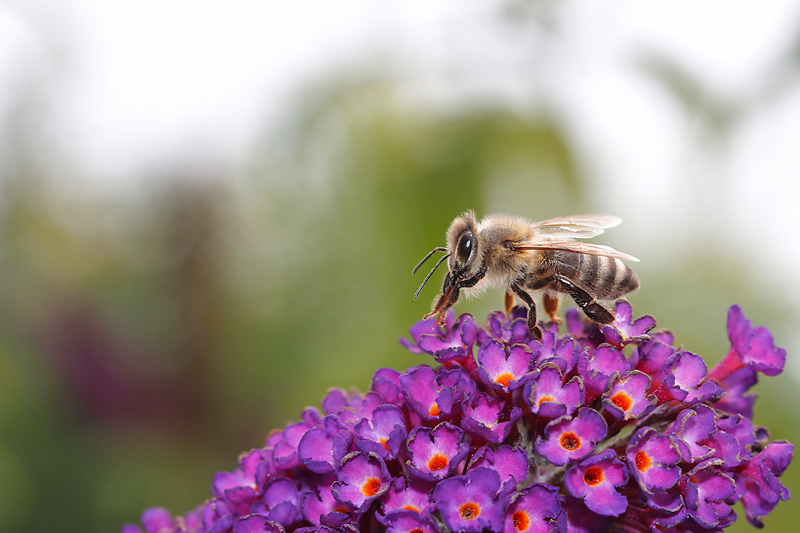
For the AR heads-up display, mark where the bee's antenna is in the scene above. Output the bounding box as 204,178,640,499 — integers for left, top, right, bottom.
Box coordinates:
412,247,448,275
414,253,450,300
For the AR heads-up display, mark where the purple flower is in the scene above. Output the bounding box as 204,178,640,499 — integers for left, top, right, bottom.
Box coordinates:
578,343,630,398
461,392,522,443
383,510,438,533
602,370,656,420
124,303,792,533
535,407,608,465
300,480,352,528
370,367,404,407
564,449,629,516
331,452,391,514
600,300,655,345
723,304,786,376
683,463,737,529
400,366,474,421
626,426,681,493
663,350,723,403
400,309,478,361
252,477,301,526
212,449,267,515
467,445,528,496
738,441,794,527
376,477,433,522
524,362,583,418
232,515,285,533
479,307,530,344
406,421,469,481
354,404,407,460
670,405,720,463
297,415,354,474
503,483,566,533
532,334,580,374
476,340,535,391
431,467,504,532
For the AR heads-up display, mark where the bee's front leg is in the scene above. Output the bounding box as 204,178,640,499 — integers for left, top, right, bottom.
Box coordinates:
510,281,541,341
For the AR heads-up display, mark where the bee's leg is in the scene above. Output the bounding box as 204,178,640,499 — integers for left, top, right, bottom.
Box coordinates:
448,263,486,304
530,276,614,324
424,273,453,322
510,282,541,340
542,293,562,324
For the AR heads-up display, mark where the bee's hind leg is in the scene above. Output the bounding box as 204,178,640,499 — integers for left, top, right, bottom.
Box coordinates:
531,276,614,325
510,282,541,341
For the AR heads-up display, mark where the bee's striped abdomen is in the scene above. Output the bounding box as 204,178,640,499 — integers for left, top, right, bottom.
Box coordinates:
550,251,639,300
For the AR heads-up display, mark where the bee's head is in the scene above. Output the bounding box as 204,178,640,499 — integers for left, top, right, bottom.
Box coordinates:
446,210,481,281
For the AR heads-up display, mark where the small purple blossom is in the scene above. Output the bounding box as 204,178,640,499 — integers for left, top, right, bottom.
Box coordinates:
232,515,285,533
376,477,433,522
724,304,786,376
626,426,681,493
738,441,794,527
297,415,354,474
602,370,656,420
406,421,469,481
400,365,475,421
564,449,629,516
432,467,505,532
467,445,528,496
399,309,478,361
461,392,521,443
331,452,391,514
524,362,584,418
535,407,608,465
125,303,792,533
578,343,631,398
503,483,566,532
600,300,655,345
354,403,407,460
476,340,535,391
683,463,737,529
383,509,438,533
663,350,724,403
252,477,301,526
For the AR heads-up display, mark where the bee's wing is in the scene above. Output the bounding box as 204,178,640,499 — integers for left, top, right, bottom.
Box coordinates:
531,214,622,239
516,240,640,262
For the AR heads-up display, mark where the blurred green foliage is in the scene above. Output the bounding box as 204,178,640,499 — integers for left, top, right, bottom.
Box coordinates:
0,35,798,533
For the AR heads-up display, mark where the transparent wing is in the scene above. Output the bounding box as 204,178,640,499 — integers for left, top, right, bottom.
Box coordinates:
515,240,640,262
531,214,622,239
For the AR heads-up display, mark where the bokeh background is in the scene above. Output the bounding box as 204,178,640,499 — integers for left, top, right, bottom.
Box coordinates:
1,1,799,532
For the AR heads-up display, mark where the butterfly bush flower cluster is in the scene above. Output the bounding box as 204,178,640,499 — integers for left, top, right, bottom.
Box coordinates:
123,302,792,533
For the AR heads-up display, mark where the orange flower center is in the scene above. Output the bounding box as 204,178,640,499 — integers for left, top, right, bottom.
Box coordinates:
427,453,448,471
495,372,514,388
559,431,581,451
635,450,652,472
379,438,390,451
429,403,441,417
537,395,554,407
583,466,604,486
361,477,381,497
611,392,633,412
402,505,420,513
512,510,530,531
459,502,481,521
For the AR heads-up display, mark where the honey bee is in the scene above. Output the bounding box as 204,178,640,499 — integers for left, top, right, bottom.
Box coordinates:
413,211,639,340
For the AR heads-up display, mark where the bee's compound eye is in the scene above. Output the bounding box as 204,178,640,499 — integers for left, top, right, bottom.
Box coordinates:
457,232,475,264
